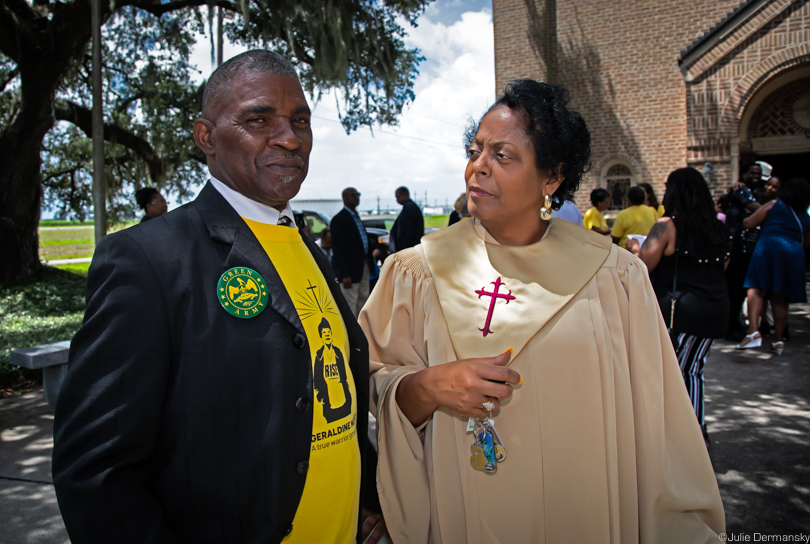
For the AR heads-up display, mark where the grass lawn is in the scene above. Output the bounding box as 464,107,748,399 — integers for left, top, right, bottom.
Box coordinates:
0,267,87,392
38,221,135,262
425,214,449,229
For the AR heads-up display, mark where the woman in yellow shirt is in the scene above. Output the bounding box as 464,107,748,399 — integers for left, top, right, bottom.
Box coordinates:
639,182,665,218
583,187,611,235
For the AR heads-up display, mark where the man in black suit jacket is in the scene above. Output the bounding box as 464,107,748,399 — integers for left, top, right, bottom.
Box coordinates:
391,186,424,251
53,50,377,543
330,187,373,316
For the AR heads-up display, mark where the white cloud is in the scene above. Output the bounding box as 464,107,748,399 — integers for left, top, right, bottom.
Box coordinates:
300,9,495,213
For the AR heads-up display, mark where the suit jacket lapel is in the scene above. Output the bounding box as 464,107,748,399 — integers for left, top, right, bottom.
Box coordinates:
194,182,304,334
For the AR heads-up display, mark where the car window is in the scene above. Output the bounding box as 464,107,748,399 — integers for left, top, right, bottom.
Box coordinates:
303,212,329,235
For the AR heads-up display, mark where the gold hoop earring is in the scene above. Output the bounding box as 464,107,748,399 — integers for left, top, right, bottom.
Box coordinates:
540,194,553,221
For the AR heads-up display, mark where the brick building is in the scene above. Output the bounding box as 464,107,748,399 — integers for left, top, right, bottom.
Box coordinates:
493,0,810,211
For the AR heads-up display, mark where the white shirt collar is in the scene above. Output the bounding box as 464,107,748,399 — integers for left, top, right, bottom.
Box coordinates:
208,173,296,226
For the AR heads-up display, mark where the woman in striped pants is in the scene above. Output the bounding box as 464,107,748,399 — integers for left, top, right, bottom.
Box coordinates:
639,168,731,443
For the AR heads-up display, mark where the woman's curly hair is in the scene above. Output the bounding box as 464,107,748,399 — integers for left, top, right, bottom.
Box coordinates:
463,79,591,210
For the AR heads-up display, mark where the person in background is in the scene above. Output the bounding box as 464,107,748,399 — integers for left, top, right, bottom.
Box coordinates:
583,187,611,235
611,185,657,250
362,79,724,543
755,160,773,193
754,174,783,338
639,182,664,218
391,186,424,251
448,193,468,226
551,198,583,226
317,227,333,259
331,187,374,317
134,187,167,222
763,175,782,202
639,167,730,444
737,177,810,355
716,193,730,223
723,162,763,341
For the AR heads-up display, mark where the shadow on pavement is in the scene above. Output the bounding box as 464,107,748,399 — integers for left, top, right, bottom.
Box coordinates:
706,303,810,537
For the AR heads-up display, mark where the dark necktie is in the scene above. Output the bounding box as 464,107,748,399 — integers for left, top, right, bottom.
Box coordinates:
277,215,293,227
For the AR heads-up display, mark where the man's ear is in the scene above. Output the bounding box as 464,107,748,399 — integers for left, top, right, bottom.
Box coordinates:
193,118,216,157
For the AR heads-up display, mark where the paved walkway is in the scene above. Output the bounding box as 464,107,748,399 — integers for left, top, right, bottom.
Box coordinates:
1,305,809,542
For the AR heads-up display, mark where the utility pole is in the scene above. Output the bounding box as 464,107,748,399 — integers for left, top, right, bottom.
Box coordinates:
91,0,106,242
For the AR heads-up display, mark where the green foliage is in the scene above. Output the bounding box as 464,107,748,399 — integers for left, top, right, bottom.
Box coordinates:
38,7,207,223
0,267,86,388
0,0,429,224
225,0,427,132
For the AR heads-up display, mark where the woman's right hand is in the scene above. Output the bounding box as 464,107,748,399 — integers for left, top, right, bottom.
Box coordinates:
395,351,521,425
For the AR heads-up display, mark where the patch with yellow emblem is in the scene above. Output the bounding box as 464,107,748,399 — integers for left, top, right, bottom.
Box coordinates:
217,267,269,319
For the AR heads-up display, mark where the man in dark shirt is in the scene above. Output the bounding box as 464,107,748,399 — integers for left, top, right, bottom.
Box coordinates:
724,163,763,340
391,186,424,252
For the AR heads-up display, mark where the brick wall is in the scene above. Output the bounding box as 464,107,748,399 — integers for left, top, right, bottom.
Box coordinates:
493,0,809,211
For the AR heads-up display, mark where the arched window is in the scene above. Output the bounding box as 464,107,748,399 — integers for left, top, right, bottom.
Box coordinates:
603,163,633,210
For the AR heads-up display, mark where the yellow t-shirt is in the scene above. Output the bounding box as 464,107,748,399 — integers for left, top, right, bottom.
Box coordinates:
244,219,360,544
611,205,658,248
583,206,608,231
654,204,665,219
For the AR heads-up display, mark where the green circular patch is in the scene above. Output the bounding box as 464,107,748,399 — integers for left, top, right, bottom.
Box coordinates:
217,267,269,319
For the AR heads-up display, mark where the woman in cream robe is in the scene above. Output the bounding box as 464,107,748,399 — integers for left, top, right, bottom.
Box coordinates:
360,80,724,544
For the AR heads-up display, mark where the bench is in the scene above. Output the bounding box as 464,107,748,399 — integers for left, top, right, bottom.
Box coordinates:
10,340,70,405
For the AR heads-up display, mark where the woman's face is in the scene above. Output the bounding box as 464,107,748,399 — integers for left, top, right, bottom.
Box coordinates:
764,177,781,199
597,196,610,212
464,106,560,225
147,192,168,218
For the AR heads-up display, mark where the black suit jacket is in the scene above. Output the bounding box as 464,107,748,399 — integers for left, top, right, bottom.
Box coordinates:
52,183,369,543
330,208,372,282
392,199,424,251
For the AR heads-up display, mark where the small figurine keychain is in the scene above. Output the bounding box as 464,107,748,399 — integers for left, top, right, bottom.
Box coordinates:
469,410,506,474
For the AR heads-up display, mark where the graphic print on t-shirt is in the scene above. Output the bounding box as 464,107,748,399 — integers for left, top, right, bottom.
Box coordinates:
312,316,352,423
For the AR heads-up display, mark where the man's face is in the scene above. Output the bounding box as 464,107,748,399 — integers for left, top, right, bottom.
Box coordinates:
321,231,332,250
195,72,312,210
395,191,408,205
343,188,360,210
744,165,763,186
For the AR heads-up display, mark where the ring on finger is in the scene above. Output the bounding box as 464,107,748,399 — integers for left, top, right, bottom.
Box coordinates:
482,400,495,411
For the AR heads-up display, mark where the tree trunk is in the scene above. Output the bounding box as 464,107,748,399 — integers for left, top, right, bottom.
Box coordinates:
0,69,58,282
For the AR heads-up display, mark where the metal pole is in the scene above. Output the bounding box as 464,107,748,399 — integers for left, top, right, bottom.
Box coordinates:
92,0,106,242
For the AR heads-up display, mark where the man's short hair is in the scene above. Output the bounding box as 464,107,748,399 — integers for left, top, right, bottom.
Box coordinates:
395,186,410,198
202,50,298,117
318,317,331,335
627,186,646,206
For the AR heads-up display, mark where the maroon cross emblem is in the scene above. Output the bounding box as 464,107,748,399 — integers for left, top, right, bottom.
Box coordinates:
474,276,516,337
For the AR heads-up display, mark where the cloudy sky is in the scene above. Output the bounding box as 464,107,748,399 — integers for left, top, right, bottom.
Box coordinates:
190,0,494,215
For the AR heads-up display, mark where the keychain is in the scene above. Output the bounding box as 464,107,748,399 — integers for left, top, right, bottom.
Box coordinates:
469,416,506,473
